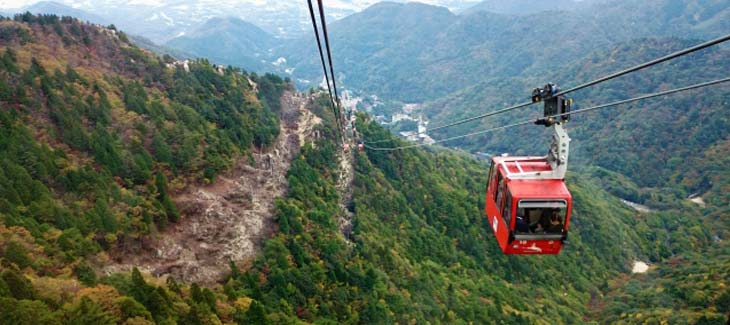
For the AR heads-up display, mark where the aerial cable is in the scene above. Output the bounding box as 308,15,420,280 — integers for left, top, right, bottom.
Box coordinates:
307,0,342,134
306,0,335,109
550,76,730,119
316,0,344,129
364,120,532,151
425,33,730,134
555,33,730,97
427,100,534,133
364,76,730,151
363,138,396,144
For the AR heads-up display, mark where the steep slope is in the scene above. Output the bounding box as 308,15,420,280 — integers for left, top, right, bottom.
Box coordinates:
166,17,280,72
0,15,293,323
589,139,730,323
106,91,322,283
216,112,715,322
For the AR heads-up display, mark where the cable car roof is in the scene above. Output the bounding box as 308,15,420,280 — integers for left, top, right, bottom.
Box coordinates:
494,157,553,173
507,179,571,199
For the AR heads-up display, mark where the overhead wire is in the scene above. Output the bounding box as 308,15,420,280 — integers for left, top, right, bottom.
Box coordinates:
426,100,534,134
316,0,344,131
362,138,395,144
307,0,342,135
422,33,730,135
555,33,730,97
364,76,730,151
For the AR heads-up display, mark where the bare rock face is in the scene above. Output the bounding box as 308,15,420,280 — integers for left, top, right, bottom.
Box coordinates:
104,91,322,284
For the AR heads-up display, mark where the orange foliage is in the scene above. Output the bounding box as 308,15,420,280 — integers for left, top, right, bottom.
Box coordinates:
76,284,124,319
31,276,82,305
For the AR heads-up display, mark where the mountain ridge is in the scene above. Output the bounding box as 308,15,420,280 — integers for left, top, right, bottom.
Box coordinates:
460,0,584,16
165,16,279,72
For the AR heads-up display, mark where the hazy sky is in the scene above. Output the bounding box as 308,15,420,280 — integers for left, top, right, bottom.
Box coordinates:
0,0,482,10
1,0,28,7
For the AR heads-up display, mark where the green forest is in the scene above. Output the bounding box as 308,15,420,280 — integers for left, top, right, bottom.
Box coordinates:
0,14,729,324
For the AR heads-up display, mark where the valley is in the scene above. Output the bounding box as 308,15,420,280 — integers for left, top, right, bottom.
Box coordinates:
0,1,729,323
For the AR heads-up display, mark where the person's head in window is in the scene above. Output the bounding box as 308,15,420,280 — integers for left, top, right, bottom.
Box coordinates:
550,209,562,225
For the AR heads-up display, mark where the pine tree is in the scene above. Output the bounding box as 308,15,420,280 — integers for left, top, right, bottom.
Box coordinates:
1,269,33,300
64,296,118,325
155,172,180,223
240,300,269,325
152,132,172,166
3,241,31,269
118,297,152,321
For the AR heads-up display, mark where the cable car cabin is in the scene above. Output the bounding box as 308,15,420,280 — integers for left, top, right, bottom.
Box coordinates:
485,156,572,254
483,84,574,255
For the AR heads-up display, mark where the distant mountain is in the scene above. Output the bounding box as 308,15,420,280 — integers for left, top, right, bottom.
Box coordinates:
460,0,583,16
1,1,488,42
128,34,192,60
279,2,458,98
3,0,301,42
11,1,187,60
21,1,110,25
0,0,379,43
277,0,730,102
166,17,280,71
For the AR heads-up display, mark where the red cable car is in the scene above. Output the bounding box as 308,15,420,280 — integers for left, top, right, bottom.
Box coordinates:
486,85,573,254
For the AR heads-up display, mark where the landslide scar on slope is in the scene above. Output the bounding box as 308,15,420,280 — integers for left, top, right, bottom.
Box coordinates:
105,91,321,283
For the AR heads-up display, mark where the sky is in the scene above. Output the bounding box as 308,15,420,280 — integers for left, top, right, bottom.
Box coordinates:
0,0,483,10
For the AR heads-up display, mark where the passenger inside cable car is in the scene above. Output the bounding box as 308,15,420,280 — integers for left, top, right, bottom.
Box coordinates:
515,203,566,236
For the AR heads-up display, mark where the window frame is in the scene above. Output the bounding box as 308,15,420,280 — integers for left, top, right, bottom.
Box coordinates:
513,199,567,239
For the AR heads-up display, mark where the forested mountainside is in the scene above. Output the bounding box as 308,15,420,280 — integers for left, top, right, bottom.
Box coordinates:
1,13,729,324
425,38,730,198
278,0,730,102
0,15,285,323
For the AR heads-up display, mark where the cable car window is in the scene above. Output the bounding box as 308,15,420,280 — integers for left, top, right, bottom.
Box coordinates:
515,200,566,235
493,170,503,202
495,177,505,212
503,192,512,228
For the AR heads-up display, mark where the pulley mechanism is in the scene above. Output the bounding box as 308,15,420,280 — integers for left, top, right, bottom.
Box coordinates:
532,83,572,127
532,83,572,179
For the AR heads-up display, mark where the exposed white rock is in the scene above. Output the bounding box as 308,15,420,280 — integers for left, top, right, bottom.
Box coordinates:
689,196,706,207
621,199,652,213
632,261,649,273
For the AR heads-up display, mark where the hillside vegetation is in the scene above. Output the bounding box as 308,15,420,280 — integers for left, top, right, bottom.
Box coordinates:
199,111,721,323
0,15,287,323
1,12,729,324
